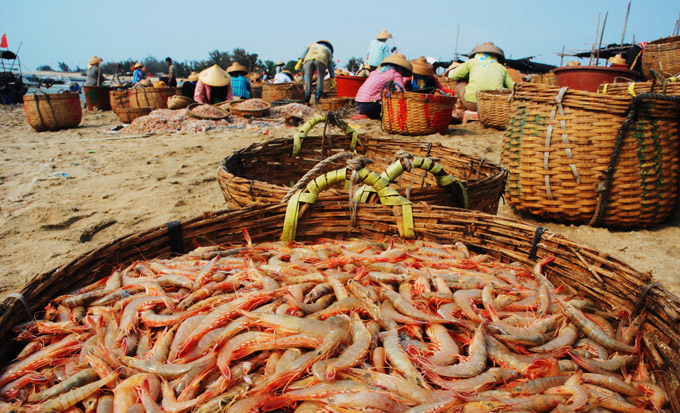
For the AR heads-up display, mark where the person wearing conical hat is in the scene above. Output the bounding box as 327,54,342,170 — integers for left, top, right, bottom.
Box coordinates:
132,62,145,84
227,62,252,99
295,40,336,104
355,53,412,119
181,71,199,98
366,30,395,71
194,64,233,104
84,56,105,86
274,69,294,84
448,42,514,117
406,56,447,93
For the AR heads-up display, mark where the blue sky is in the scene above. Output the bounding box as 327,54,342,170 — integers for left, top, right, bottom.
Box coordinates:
2,0,679,72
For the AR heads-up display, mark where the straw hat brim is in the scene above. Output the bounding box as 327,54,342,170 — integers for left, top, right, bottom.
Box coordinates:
134,63,144,69
608,54,627,65
380,54,413,73
187,72,199,82
376,30,392,40
470,43,505,63
317,40,334,54
199,65,231,87
227,63,248,74
410,57,434,76
89,56,102,65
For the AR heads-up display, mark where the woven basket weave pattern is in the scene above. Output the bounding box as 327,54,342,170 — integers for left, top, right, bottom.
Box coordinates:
127,87,179,109
320,97,353,111
502,83,679,227
477,89,512,130
381,90,456,135
115,107,152,123
262,82,305,103
23,92,82,132
642,35,680,80
167,95,193,109
109,90,129,112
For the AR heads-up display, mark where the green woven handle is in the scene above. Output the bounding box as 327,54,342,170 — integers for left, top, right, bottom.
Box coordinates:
282,167,414,241
354,156,468,208
292,115,358,157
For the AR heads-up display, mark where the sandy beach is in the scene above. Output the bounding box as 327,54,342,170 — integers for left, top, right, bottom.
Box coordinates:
0,103,678,303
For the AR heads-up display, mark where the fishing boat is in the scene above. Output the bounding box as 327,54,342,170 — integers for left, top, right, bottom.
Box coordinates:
0,49,27,104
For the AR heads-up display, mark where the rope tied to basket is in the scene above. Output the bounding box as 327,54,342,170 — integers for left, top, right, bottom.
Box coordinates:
292,114,359,157
544,87,581,200
588,92,680,226
281,151,360,203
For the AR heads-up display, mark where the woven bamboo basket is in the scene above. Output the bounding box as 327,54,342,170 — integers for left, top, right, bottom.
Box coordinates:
23,91,82,132
262,82,305,103
114,107,152,123
127,86,179,109
1,200,679,410
476,89,513,130
598,80,680,96
437,75,456,92
529,71,558,86
251,84,263,99
502,82,679,227
167,94,193,109
218,132,507,215
109,89,129,112
642,35,680,80
381,89,457,135
229,99,271,118
319,96,353,111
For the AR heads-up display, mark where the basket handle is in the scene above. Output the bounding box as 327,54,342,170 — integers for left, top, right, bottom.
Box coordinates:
282,164,414,241
292,114,359,157
353,153,469,209
31,90,56,130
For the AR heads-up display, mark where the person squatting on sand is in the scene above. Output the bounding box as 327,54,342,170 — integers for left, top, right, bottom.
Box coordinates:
354,53,412,119
295,40,336,104
226,62,252,99
193,64,233,104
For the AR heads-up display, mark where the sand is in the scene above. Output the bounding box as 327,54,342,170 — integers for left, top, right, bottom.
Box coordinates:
0,104,678,303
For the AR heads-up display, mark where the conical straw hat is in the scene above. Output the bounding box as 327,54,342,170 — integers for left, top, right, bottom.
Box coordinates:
199,64,231,87
89,56,102,65
410,56,434,76
134,62,144,69
376,30,392,40
187,72,199,82
227,62,248,74
380,53,413,74
317,40,334,54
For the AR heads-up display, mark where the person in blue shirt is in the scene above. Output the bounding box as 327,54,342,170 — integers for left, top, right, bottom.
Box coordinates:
132,62,144,84
366,30,395,71
227,62,252,99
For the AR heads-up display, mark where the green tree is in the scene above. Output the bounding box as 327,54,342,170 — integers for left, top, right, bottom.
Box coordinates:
346,57,362,73
58,62,70,72
37,64,52,71
208,50,230,68
231,48,258,72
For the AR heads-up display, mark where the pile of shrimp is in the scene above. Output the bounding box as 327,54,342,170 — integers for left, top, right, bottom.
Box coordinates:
0,236,668,412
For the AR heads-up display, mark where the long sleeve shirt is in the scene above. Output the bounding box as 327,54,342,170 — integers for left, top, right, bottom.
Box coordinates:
355,67,409,103
133,69,144,84
194,80,233,104
448,53,514,103
230,75,252,99
366,39,391,67
84,65,101,86
299,43,336,77
273,72,294,83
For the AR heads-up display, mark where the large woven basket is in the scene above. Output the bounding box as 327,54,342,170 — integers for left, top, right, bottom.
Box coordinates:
529,71,558,86
381,89,456,135
476,89,513,130
642,35,680,80
115,107,152,123
319,96,353,111
109,89,129,112
1,201,679,409
262,82,305,103
127,86,179,109
23,91,82,132
598,79,680,96
229,99,271,118
218,133,507,215
167,94,193,109
502,82,679,227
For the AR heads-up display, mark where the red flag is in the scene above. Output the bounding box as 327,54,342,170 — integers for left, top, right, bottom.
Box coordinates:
0,34,7,49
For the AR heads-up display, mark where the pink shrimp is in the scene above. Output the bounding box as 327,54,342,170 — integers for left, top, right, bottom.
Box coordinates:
113,373,160,413
115,296,175,342
633,380,668,410
324,314,371,380
424,323,459,366
425,323,486,378
0,373,47,401
138,378,162,413
160,380,213,413
562,302,638,353
39,369,120,413
383,328,428,388
453,289,483,322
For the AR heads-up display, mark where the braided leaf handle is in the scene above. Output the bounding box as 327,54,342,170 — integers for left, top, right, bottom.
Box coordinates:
292,114,358,157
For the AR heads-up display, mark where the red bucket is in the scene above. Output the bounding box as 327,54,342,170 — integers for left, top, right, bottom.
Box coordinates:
553,66,638,92
336,75,366,98
83,86,112,111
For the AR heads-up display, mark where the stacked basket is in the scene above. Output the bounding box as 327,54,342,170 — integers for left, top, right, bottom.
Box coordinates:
642,35,680,80
502,82,679,227
23,91,82,132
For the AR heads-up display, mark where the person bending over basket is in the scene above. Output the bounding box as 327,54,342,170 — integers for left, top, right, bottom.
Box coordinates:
405,56,452,94
448,42,514,119
227,62,252,99
354,53,412,119
194,64,233,104
295,40,336,104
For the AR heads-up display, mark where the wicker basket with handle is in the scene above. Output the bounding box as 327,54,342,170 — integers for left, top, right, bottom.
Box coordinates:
262,82,305,103
319,96,353,111
23,90,82,132
127,86,179,109
381,87,456,135
1,197,678,410
476,89,513,130
229,99,271,118
109,89,129,112
115,107,152,123
502,82,679,227
641,35,680,80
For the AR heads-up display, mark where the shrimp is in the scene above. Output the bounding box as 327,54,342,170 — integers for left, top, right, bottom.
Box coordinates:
324,314,371,380
424,323,459,366
120,354,213,379
39,369,120,413
28,368,99,402
344,368,432,404
383,328,428,388
505,375,569,395
404,396,462,413
582,373,642,397
568,351,637,374
0,373,48,401
529,323,578,353
381,288,445,323
138,378,162,413
425,323,486,378
633,380,668,410
426,367,520,392
94,394,113,413
161,380,214,413
453,289,483,322
115,296,174,342
113,373,160,413
543,370,589,411
372,346,387,373
562,303,637,353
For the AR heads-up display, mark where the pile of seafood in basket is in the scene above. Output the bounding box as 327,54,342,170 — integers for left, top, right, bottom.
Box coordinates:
0,236,667,412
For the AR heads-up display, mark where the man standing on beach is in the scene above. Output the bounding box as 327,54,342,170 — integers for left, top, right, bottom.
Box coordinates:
165,57,177,87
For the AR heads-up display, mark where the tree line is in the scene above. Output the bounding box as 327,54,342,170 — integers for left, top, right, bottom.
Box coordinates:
38,48,364,78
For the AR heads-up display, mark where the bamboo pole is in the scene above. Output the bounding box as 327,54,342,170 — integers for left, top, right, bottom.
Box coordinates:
560,45,565,66
595,11,608,66
589,13,601,66
620,2,631,46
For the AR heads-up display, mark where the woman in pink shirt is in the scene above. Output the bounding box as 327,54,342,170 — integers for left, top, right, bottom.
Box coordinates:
355,53,412,119
194,64,233,104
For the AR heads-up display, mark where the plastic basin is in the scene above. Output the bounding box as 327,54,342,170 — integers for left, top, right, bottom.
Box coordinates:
553,66,639,92
336,75,366,98
83,86,112,111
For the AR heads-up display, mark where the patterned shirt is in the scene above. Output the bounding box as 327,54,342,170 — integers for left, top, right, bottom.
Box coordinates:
448,53,514,103
355,66,409,103
366,39,391,67
230,75,252,99
194,80,233,104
